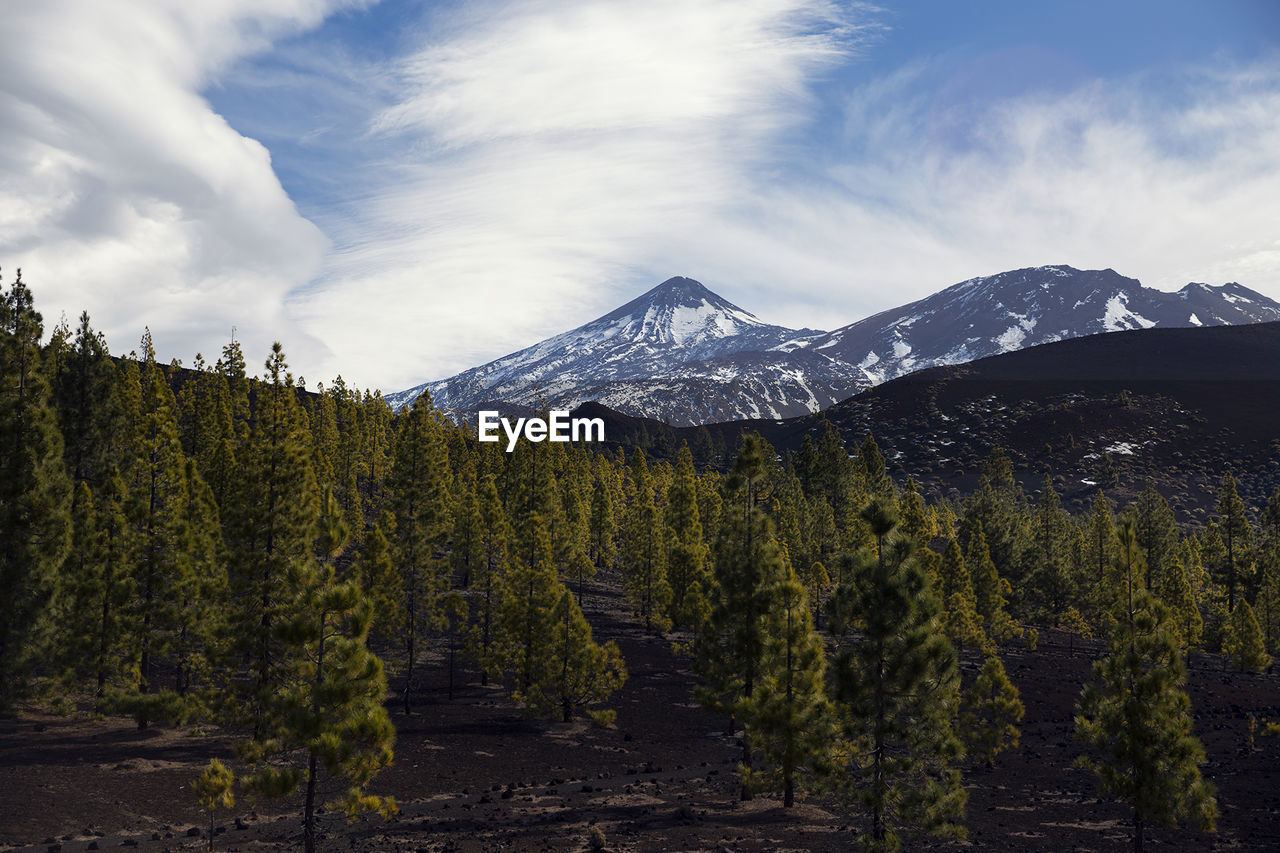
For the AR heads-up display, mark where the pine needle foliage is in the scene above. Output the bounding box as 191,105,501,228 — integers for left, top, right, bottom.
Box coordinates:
384,394,453,713
193,758,234,852
1075,522,1217,853
827,499,966,852
959,655,1024,769
695,434,788,800
239,559,396,853
0,269,71,708
741,563,832,807
1224,599,1270,672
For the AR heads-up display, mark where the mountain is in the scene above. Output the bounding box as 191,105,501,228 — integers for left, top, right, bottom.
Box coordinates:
389,267,1280,426
386,276,869,423
807,266,1280,383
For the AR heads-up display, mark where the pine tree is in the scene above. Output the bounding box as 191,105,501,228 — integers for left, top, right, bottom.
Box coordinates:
222,344,319,737
56,481,110,692
959,655,1024,769
938,538,988,652
175,354,238,507
450,475,483,589
1134,485,1179,592
1026,475,1076,624
899,478,934,547
488,512,562,707
49,311,124,492
558,465,595,600
802,558,833,629
172,459,227,700
1224,600,1270,672
118,333,198,726
621,450,671,633
960,448,1028,599
547,588,627,723
355,517,401,647
384,394,453,712
439,591,469,701
587,476,617,587
1075,516,1217,853
1159,556,1202,655
470,474,510,686
240,559,396,853
741,563,831,807
0,270,71,707
802,421,868,554
696,434,788,801
857,433,894,501
1256,547,1280,656
666,445,710,630
1215,472,1253,610
966,523,1013,641
193,759,235,853
827,499,966,851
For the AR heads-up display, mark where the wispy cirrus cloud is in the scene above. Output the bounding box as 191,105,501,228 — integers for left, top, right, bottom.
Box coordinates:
301,3,1280,391
742,59,1280,330
296,0,880,387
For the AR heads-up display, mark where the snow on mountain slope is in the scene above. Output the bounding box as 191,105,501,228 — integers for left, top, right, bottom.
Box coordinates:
808,266,1280,385
385,276,865,423
388,267,1280,427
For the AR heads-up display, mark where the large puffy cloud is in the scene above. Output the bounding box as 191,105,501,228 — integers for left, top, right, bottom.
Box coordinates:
0,0,362,371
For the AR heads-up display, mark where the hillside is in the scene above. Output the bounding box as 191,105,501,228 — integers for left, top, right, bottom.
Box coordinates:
591,321,1280,518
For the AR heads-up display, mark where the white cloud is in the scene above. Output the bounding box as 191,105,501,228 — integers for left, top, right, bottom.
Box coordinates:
0,0,362,373
299,0,874,389
306,3,1280,393
714,61,1280,331
6,1,1279,395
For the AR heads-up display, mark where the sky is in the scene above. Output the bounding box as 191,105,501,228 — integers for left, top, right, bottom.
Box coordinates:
3,0,1279,393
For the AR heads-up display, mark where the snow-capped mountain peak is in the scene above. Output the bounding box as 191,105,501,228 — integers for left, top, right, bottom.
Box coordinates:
387,267,1280,427
384,276,843,422
592,276,767,347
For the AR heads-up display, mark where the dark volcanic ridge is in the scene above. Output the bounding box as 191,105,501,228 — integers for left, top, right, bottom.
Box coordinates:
588,321,1280,519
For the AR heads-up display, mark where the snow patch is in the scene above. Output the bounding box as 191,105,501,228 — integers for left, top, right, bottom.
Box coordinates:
1102,294,1156,332
995,312,1037,352
995,325,1026,351
1104,441,1139,455
1188,313,1202,326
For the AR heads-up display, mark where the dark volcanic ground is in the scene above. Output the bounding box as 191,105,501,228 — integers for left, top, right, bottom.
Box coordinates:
3,578,1280,853
590,322,1280,522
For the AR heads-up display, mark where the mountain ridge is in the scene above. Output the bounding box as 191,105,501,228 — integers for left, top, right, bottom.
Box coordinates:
388,266,1280,425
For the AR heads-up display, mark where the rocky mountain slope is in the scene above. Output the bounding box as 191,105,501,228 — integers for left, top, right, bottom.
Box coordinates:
389,267,1280,426
591,321,1280,520
386,276,868,423
808,266,1280,382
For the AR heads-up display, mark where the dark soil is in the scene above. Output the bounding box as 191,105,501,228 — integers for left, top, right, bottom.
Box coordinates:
3,579,1280,852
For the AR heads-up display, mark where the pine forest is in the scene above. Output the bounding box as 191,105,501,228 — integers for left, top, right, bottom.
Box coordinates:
3,269,1280,852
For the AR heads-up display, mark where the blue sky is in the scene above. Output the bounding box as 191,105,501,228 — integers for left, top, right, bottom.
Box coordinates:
3,1,1278,392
